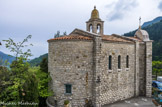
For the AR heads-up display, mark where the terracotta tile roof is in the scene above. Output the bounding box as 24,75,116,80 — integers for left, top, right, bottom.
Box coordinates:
48,34,134,43
48,34,92,41
102,35,134,43
128,37,142,42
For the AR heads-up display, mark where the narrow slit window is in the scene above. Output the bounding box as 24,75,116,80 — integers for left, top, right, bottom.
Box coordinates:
109,55,112,70
118,55,121,69
126,55,129,68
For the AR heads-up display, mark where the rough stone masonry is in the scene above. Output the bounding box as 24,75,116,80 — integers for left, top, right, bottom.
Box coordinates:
47,6,152,107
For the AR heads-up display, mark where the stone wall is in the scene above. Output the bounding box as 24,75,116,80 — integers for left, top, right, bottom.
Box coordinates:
99,41,135,105
91,36,102,106
134,41,139,96
139,43,146,96
48,38,152,107
145,41,152,97
48,40,93,106
138,41,152,97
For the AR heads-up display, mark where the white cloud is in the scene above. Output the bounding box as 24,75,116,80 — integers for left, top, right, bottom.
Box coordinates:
0,0,162,58
158,1,162,11
106,0,138,21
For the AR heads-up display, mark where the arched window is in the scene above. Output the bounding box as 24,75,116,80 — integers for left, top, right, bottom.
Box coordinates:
108,55,112,70
126,55,129,68
118,55,121,69
89,24,92,32
97,24,101,33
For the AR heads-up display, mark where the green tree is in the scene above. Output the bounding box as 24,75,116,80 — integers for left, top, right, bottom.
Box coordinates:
40,57,48,73
152,61,162,79
7,58,39,104
63,31,67,36
1,35,39,107
29,58,52,106
38,58,52,106
54,31,60,38
0,57,10,66
3,35,33,61
54,31,67,38
0,66,11,101
0,59,11,101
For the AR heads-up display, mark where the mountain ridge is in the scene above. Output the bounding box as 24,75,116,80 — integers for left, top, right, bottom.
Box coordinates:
142,16,162,28
29,53,48,66
0,51,15,65
0,51,48,66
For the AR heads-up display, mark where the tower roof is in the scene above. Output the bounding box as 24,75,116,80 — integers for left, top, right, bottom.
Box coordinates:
91,6,99,19
134,17,150,41
134,28,150,41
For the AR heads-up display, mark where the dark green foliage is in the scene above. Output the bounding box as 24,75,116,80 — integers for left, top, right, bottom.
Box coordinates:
54,31,67,38
124,21,162,61
10,58,29,74
0,57,10,68
63,31,67,36
54,31,60,38
1,35,53,107
30,58,52,106
38,57,52,106
29,53,48,66
64,100,69,105
21,71,39,104
123,30,136,37
0,36,39,107
152,61,162,79
0,59,39,106
0,66,11,100
40,57,48,73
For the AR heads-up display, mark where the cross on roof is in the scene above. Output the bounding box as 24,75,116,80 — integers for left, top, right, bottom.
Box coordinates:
139,17,141,27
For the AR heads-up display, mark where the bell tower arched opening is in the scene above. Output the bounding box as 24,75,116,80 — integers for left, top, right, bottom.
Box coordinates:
89,24,93,32
97,24,101,34
86,6,104,35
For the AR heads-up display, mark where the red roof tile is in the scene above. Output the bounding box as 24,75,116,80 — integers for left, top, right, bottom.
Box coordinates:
48,35,92,41
128,37,142,42
102,35,133,43
48,34,134,43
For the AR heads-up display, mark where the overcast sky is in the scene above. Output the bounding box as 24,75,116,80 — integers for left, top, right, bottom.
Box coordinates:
0,0,162,59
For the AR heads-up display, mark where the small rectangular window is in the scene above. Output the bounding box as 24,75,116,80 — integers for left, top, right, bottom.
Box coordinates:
65,84,72,94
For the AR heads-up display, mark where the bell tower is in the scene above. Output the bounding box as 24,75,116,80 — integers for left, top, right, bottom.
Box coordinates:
86,6,104,35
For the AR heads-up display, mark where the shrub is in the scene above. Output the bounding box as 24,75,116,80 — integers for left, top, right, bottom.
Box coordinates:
64,100,69,105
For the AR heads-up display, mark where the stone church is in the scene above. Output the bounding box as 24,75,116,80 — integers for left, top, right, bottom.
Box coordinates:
47,6,152,107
